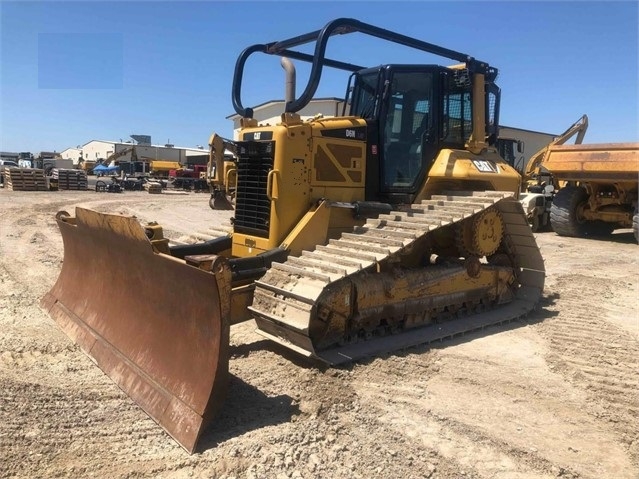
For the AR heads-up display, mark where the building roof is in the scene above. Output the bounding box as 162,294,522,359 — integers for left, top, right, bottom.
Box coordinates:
81,139,206,153
226,97,344,120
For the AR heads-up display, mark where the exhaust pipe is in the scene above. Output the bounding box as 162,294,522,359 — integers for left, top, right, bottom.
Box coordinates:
280,57,296,110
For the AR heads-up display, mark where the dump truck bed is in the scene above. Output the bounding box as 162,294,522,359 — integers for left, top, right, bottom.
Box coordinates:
542,142,639,182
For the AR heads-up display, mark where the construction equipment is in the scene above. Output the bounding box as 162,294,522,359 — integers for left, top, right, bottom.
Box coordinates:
106,145,138,164
150,160,182,177
206,133,237,210
517,114,639,239
169,165,208,191
546,142,639,240
31,152,70,175
18,152,34,168
519,115,589,231
79,159,97,174
41,18,545,453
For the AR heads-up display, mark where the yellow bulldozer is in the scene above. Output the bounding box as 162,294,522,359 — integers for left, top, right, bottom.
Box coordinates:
41,19,545,452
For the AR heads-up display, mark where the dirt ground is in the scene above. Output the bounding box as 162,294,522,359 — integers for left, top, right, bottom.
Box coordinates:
1,189,637,479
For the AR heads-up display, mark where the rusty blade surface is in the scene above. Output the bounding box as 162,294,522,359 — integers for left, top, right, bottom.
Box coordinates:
41,207,230,453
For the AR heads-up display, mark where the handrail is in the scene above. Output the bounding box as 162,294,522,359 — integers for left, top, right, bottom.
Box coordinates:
232,18,496,117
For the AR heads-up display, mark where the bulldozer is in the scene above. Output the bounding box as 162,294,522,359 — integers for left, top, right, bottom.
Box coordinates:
206,133,237,210
41,18,545,453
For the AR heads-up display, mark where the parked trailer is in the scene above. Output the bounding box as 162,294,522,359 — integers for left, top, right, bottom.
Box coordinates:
546,142,639,242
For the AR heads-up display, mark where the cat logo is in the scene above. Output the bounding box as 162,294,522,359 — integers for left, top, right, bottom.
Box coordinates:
253,132,261,140
472,160,498,173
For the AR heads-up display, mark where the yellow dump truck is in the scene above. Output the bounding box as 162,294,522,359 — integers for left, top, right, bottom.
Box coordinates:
518,115,588,232
547,143,639,242
150,160,182,177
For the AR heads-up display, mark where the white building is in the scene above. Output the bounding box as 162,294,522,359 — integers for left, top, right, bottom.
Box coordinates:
79,140,207,166
60,147,82,165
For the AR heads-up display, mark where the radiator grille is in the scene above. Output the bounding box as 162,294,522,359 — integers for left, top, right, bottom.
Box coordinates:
233,141,274,238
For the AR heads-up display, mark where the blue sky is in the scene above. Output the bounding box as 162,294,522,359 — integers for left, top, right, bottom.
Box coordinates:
1,1,637,153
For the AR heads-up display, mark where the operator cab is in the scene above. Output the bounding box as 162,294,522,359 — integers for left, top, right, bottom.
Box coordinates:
231,18,500,205
348,64,481,204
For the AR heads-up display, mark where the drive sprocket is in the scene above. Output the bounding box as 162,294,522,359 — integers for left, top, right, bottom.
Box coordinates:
456,207,504,257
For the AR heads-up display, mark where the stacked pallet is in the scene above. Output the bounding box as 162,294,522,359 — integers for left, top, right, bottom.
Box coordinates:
144,181,163,194
53,168,88,190
5,168,48,191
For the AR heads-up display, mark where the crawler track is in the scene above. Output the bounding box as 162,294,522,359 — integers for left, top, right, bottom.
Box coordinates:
250,191,545,364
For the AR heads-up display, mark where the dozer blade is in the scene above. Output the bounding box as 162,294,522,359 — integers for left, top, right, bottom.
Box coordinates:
41,207,231,453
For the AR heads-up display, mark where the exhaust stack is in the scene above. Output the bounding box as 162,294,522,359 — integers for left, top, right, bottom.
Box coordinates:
280,57,296,111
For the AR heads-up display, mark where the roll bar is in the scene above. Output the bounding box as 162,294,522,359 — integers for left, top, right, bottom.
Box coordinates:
232,17,497,118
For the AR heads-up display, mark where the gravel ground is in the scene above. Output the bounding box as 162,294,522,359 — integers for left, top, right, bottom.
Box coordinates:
1,189,637,479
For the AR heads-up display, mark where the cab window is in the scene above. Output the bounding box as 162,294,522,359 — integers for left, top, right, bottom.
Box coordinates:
382,71,434,189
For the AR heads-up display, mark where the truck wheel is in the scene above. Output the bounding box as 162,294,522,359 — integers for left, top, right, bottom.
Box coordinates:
550,186,614,237
633,212,639,244
530,214,540,233
550,186,588,237
542,211,552,232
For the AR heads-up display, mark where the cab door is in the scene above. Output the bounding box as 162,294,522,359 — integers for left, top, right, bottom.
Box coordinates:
378,68,438,196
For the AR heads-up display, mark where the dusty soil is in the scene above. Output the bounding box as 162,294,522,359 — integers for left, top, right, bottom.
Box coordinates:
1,189,637,479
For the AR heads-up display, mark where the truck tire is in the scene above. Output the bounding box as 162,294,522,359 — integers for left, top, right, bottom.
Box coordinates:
541,211,552,232
550,186,614,238
530,214,540,233
633,212,639,244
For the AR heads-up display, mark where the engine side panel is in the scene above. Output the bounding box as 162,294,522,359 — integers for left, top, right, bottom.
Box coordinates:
232,118,368,258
